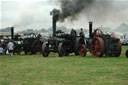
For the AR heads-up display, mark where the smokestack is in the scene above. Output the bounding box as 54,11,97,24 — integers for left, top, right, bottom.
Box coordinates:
11,27,14,40
89,22,93,38
50,9,60,37
53,17,56,37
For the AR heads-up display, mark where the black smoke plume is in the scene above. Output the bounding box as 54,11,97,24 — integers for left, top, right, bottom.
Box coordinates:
51,0,94,22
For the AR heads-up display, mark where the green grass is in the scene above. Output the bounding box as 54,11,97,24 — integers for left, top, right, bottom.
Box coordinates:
0,46,128,85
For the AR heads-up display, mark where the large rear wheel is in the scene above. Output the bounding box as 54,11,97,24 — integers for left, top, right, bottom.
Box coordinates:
79,44,86,57
114,40,122,57
32,40,43,53
90,37,104,57
126,50,128,58
74,37,81,55
24,45,33,55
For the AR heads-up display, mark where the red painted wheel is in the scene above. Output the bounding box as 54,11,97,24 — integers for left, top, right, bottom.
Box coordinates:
90,37,104,57
79,44,86,57
114,40,122,57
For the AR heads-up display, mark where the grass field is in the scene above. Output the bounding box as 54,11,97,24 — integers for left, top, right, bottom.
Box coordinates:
0,46,128,85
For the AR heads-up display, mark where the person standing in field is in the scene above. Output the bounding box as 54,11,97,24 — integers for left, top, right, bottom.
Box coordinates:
80,28,85,38
0,45,3,55
7,40,14,56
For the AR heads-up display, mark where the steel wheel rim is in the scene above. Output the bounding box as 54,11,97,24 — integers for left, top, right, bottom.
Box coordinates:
91,37,104,57
61,44,66,56
80,45,86,56
115,40,122,57
35,41,43,52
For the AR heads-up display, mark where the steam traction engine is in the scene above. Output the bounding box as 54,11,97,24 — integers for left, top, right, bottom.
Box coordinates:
13,33,43,55
42,9,81,57
42,9,62,57
22,33,43,55
57,29,81,57
79,22,122,57
9,27,43,55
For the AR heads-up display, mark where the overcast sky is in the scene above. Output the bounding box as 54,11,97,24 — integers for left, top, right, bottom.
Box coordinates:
1,0,128,31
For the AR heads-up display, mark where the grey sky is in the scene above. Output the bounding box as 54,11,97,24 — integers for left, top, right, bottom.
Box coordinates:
1,0,128,31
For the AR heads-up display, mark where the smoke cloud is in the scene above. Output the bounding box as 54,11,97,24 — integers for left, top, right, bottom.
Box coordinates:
59,0,94,21
51,0,95,22
1,0,128,31
51,0,126,26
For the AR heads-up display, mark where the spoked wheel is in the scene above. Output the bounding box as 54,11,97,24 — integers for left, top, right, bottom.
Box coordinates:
24,45,33,55
74,37,81,55
90,37,104,57
79,44,86,57
125,50,128,58
42,43,49,57
58,43,67,57
32,40,43,53
13,45,22,55
114,40,122,57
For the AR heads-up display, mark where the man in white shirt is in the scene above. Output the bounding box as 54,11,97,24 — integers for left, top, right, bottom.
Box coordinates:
7,40,14,56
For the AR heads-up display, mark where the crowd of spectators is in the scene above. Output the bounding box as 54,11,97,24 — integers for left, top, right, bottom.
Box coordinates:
0,40,14,56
